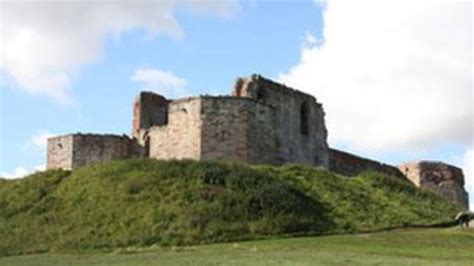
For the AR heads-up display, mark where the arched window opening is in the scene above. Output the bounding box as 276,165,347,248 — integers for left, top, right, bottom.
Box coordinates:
300,103,309,135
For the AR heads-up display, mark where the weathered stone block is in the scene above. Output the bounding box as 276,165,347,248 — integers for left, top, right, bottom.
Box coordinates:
329,148,406,179
47,133,143,170
398,161,469,209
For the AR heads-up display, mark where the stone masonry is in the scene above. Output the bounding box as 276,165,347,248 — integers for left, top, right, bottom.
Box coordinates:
232,75,329,166
46,74,469,209
329,148,405,179
134,74,329,167
398,161,469,210
47,134,142,170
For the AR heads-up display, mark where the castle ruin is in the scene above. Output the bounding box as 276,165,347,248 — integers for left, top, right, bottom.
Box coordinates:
46,74,469,209
398,161,469,209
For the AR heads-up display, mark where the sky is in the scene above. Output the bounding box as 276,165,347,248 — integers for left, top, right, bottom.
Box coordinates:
0,0,472,207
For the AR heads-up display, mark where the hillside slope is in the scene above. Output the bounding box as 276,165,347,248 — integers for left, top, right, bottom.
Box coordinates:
0,159,461,256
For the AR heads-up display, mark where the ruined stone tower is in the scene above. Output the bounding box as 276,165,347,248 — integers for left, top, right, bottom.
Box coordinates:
398,161,469,210
45,74,469,209
130,74,329,167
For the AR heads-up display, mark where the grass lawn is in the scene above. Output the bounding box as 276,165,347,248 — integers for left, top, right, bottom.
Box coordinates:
2,227,473,266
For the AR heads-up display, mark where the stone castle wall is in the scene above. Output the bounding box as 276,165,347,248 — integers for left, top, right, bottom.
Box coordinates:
244,99,278,164
146,96,294,164
138,74,329,168
233,74,329,167
398,161,469,209
329,148,406,179
200,97,276,164
71,134,140,169
47,134,142,170
148,98,202,160
132,91,169,141
47,135,74,170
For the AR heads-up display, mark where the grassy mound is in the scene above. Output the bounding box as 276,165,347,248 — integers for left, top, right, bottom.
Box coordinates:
0,159,461,256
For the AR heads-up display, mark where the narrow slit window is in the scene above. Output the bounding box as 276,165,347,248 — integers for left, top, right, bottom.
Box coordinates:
300,103,309,135
256,88,265,100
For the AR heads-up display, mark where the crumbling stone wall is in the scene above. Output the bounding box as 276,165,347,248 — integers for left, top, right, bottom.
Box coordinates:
47,134,142,170
245,100,279,164
71,134,141,168
233,74,329,167
146,89,328,167
398,161,469,209
147,96,277,163
329,148,406,179
200,97,276,164
148,98,202,160
47,135,74,170
132,91,169,141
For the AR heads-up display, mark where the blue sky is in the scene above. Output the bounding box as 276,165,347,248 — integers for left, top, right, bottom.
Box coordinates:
0,1,323,172
0,1,472,207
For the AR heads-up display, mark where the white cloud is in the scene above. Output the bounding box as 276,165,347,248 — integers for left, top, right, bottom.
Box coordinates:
34,165,46,172
131,67,189,98
0,0,239,104
31,130,54,150
24,130,54,152
183,0,240,17
0,164,44,179
0,167,29,179
280,0,473,208
279,1,472,154
0,165,46,179
303,32,321,47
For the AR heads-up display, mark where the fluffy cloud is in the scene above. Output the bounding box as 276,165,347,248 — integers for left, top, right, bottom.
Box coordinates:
30,130,54,150
279,1,472,154
0,0,239,104
131,67,189,98
1,130,52,179
23,130,55,152
0,165,45,180
0,167,29,179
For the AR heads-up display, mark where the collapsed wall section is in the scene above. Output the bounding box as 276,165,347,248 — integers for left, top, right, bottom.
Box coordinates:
148,98,202,160
132,91,169,141
328,148,406,179
398,161,469,209
233,74,329,167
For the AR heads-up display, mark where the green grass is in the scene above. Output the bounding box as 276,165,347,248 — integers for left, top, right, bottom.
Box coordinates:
0,159,461,256
1,228,473,265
